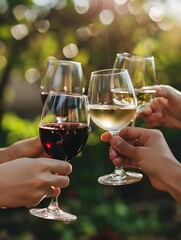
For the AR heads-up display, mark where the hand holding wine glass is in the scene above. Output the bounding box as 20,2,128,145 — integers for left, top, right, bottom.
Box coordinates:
113,53,157,126
88,68,143,186
29,91,90,221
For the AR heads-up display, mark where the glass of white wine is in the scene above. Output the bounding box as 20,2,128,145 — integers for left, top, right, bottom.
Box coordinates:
88,68,143,186
113,53,157,126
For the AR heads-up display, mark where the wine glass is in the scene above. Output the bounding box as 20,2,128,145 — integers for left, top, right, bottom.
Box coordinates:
88,68,143,186
40,58,85,104
113,53,157,126
29,91,90,221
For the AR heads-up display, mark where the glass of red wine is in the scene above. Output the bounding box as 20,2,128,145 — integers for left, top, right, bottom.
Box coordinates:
29,91,90,221
40,58,85,104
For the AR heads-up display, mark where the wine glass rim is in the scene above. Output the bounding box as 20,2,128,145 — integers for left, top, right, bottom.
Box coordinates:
91,68,128,76
49,90,88,98
48,59,81,65
116,52,154,60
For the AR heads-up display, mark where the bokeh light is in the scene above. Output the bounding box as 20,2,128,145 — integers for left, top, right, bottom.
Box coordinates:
35,19,50,33
13,5,27,20
32,0,58,8
149,7,165,22
73,0,90,14
75,26,91,41
63,43,78,58
11,24,28,40
25,8,39,23
25,68,40,83
99,9,115,25
0,0,8,14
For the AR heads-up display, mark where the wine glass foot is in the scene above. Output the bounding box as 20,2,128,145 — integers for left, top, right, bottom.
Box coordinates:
29,207,77,222
98,171,143,186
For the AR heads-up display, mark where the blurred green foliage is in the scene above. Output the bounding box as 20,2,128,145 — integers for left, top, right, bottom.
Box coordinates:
0,0,181,239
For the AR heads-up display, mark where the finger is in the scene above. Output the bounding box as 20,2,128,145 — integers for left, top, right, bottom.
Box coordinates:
113,158,138,168
109,146,119,159
48,160,72,175
51,175,70,188
110,135,139,160
118,127,146,141
101,132,112,142
141,107,153,116
109,145,138,168
156,85,174,99
141,112,163,124
46,187,61,198
54,187,61,196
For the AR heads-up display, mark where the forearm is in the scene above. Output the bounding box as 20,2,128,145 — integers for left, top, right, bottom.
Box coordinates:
0,137,44,163
0,163,13,207
163,160,181,205
0,147,10,164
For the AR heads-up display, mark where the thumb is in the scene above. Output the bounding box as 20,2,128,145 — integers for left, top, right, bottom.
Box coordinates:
156,85,175,99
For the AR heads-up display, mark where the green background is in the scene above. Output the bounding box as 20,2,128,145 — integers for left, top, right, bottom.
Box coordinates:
0,0,181,239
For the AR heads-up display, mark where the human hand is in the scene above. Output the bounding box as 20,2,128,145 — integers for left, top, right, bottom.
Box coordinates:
101,127,181,197
0,157,72,208
0,137,48,163
140,85,181,128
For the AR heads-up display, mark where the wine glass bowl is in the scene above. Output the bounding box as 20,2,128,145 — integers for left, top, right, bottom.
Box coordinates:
88,68,143,185
114,53,157,114
40,58,85,104
29,91,90,221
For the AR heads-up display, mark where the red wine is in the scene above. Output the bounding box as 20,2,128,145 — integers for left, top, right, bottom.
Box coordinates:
41,92,48,105
39,123,89,160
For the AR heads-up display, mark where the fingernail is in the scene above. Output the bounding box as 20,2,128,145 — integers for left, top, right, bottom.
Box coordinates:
156,85,162,92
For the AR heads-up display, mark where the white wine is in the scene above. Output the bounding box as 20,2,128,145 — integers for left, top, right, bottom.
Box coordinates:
135,88,156,113
89,105,136,132
111,89,136,106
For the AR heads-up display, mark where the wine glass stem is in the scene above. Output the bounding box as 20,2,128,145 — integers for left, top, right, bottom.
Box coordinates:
131,113,137,127
112,166,127,178
110,132,128,179
48,195,59,210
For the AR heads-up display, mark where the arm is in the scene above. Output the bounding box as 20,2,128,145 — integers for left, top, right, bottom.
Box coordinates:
0,137,47,164
140,85,181,128
101,127,181,204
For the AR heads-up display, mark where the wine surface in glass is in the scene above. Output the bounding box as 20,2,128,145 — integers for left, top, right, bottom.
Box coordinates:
135,88,156,113
39,122,89,160
89,105,136,132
